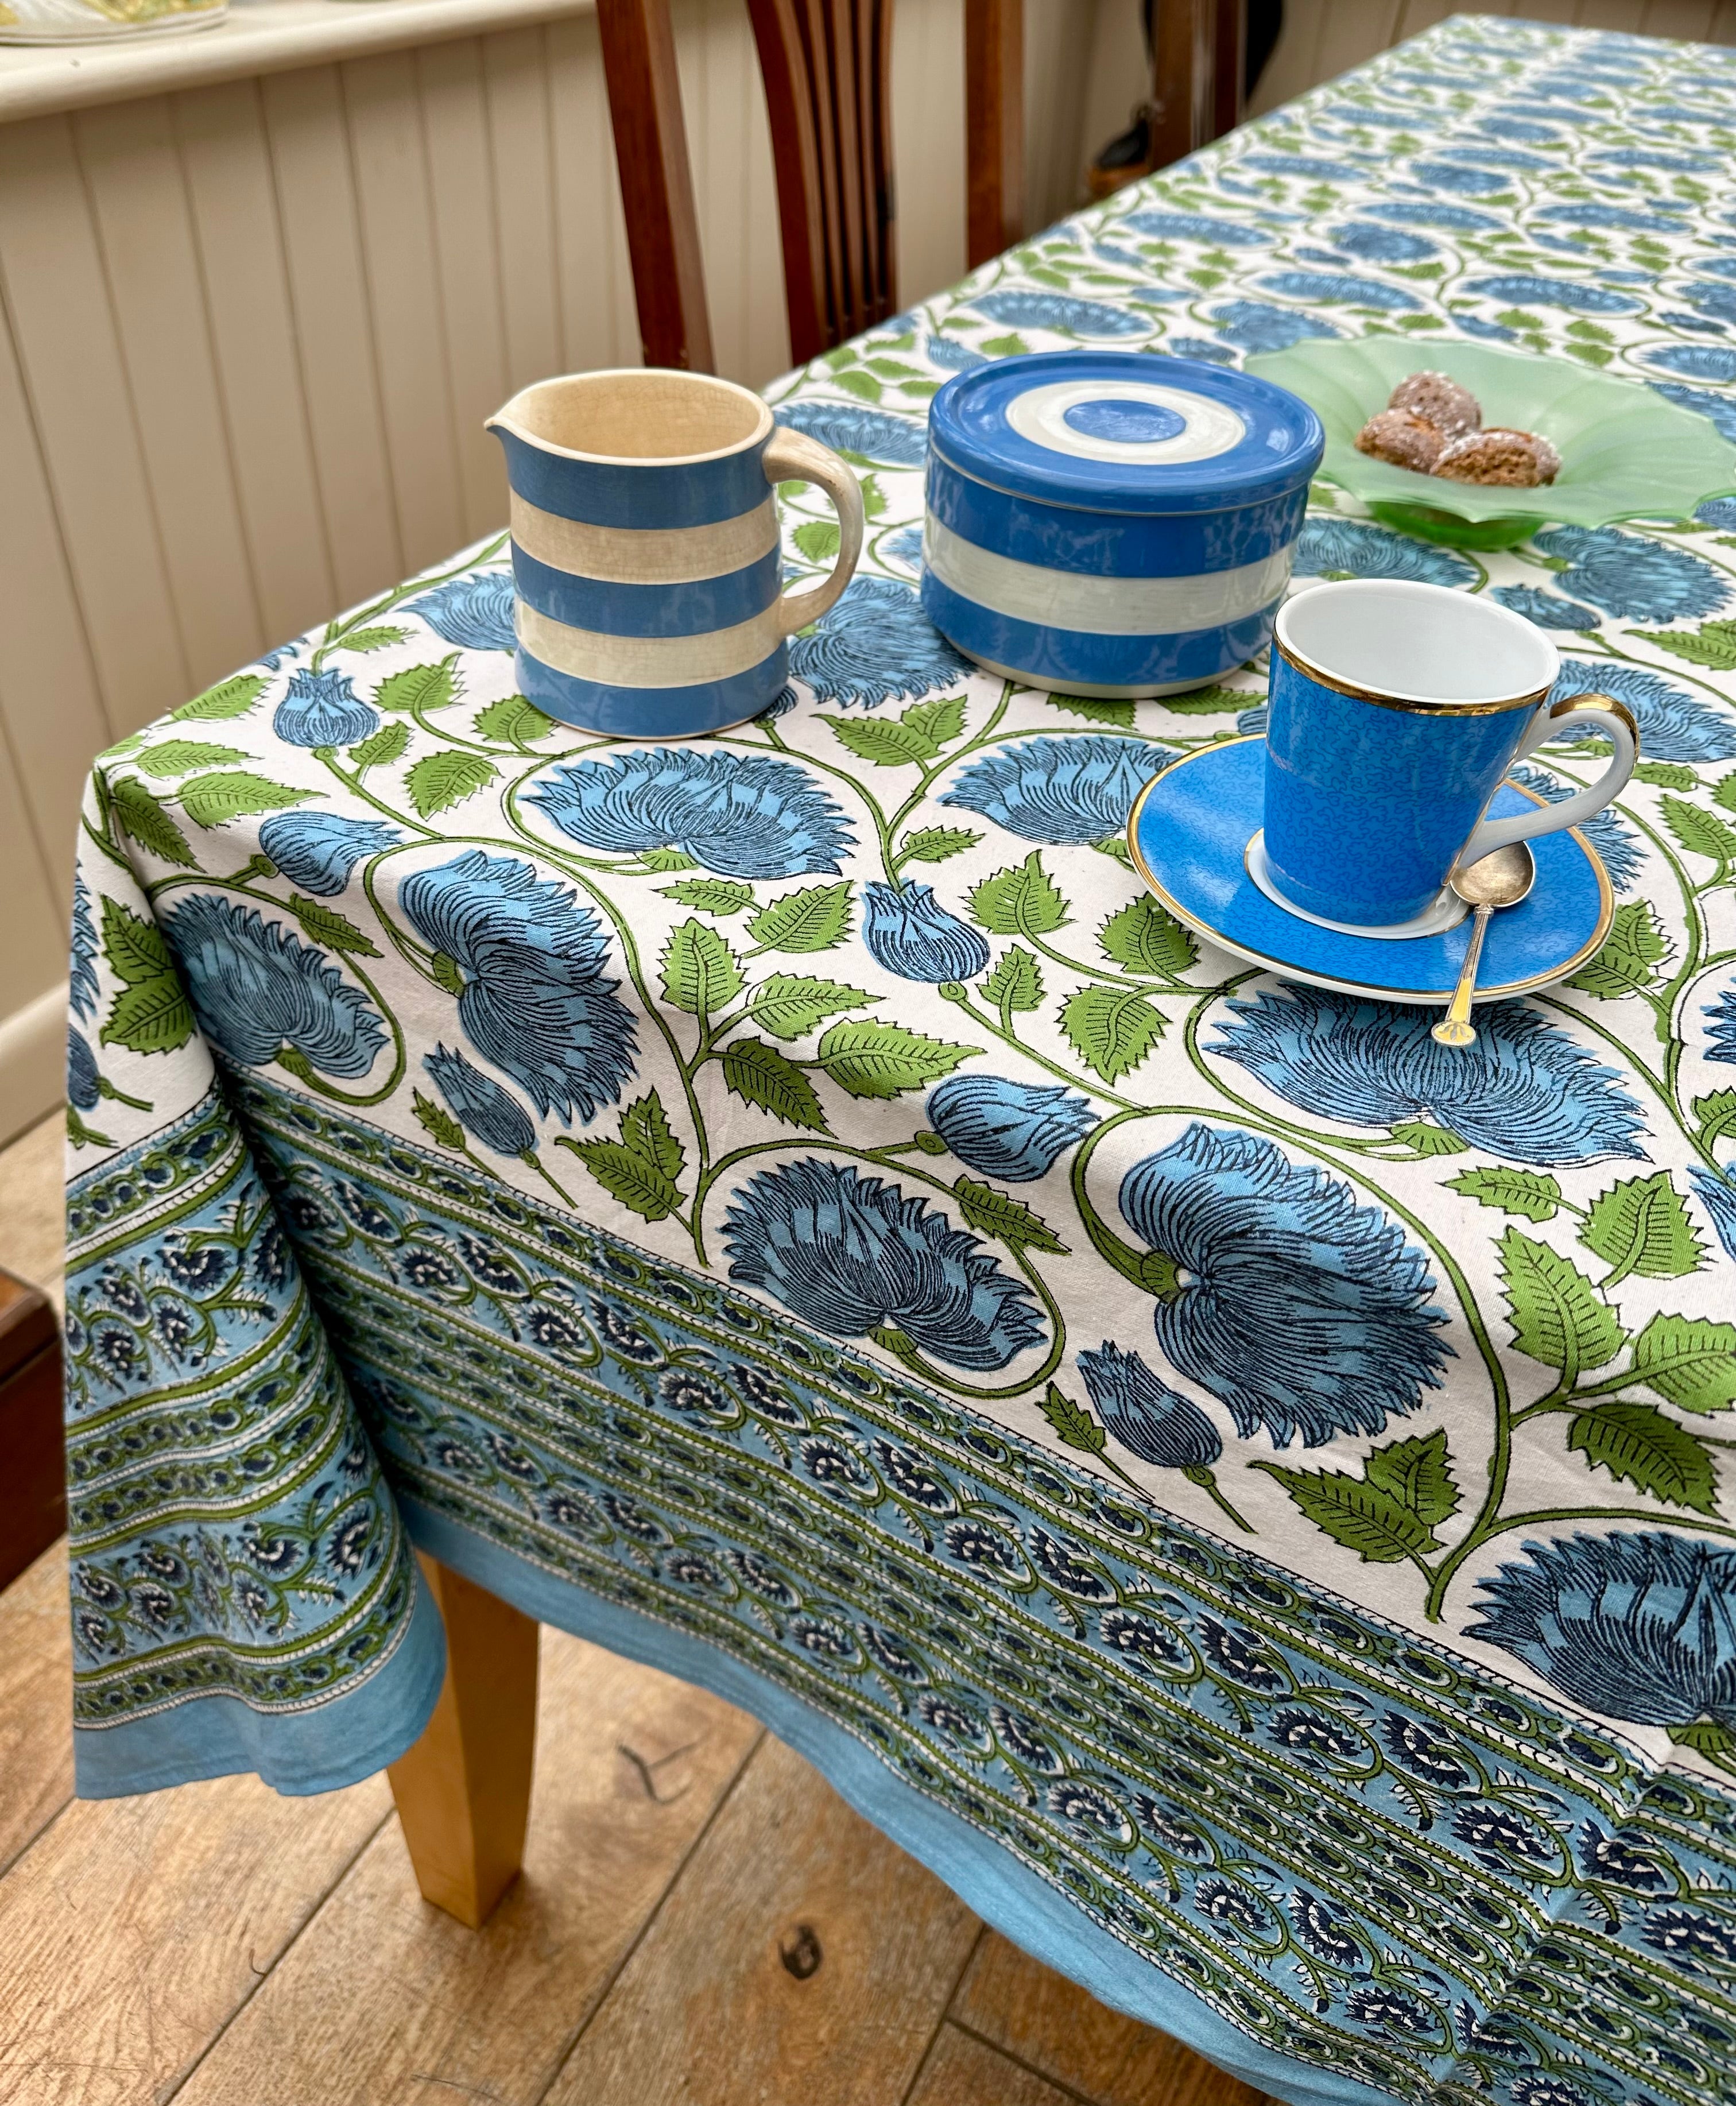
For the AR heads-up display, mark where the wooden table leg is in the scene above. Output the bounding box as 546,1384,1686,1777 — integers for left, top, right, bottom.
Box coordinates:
388,1553,540,1929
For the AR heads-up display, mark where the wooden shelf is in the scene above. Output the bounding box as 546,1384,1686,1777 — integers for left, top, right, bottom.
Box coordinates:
0,0,595,123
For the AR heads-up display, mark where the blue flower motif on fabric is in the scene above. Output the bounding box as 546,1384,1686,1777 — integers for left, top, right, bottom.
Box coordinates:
1359,199,1503,230
69,870,99,1022
164,895,387,1079
1534,202,1689,235
1690,1167,1736,1267
1118,1124,1451,1448
1406,159,1512,195
1462,275,1640,314
1489,586,1601,631
1699,497,1736,529
1506,765,1643,893
67,1025,100,1112
532,749,853,878
1293,518,1478,588
1532,526,1728,622
259,812,403,897
1119,210,1273,247
424,1045,536,1156
1707,980,1736,1065
721,1158,1044,1372
273,668,381,749
1164,338,1237,367
1213,986,1645,1165
1257,270,1420,310
968,291,1147,338
1652,345,1736,384
1466,1533,1736,1729
1327,222,1437,261
861,882,989,983
940,737,1171,846
924,1075,1094,1182
1548,659,1736,764
398,850,637,1122
1078,1342,1221,1469
1208,301,1343,351
924,335,987,372
879,525,925,575
404,571,516,652
1649,382,1736,446
773,401,926,469
788,577,971,709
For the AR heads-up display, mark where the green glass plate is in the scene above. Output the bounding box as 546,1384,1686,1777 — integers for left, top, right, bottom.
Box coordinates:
1243,336,1736,548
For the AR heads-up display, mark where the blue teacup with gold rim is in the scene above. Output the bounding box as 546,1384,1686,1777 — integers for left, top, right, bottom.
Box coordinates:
1257,578,1637,933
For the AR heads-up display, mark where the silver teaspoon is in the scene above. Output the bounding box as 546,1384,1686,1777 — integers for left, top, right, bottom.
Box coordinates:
1431,842,1536,1049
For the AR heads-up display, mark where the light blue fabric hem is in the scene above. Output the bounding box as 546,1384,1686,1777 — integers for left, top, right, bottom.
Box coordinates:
73,1561,447,1801
403,1501,1405,2106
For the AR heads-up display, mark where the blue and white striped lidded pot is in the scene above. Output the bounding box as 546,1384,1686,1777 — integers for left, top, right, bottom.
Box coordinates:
487,369,863,738
920,351,1324,699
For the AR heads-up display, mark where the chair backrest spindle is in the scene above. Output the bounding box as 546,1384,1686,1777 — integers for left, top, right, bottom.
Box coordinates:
599,0,1020,374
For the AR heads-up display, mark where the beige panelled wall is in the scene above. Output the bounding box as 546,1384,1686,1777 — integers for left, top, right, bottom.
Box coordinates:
0,0,1094,1135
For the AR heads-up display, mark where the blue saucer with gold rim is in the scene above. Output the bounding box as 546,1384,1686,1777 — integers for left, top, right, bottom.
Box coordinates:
1127,735,1612,1004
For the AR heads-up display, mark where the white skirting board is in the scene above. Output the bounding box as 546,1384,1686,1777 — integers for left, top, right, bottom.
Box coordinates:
0,981,64,1149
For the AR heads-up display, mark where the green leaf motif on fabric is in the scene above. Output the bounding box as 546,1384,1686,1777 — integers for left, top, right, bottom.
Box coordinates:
1633,760,1698,789
1362,1430,1460,1529
430,951,465,995
377,656,461,715
1389,1121,1468,1157
348,722,410,772
1037,1381,1107,1458
747,975,877,1040
1047,694,1136,728
336,625,410,655
170,672,265,721
1256,1464,1439,1562
1628,619,1736,671
1568,1402,1719,1514
1695,1090,1736,1148
659,878,757,915
1580,1171,1703,1284
1661,795,1736,864
902,695,967,749
970,853,1070,936
1497,1228,1624,1372
814,1020,974,1099
110,778,196,868
794,520,841,563
406,751,498,819
1444,1166,1563,1222
474,694,555,744
1156,686,1256,715
823,715,934,767
412,1088,466,1151
661,920,746,1016
179,772,315,827
1566,900,1670,1000
982,946,1043,1013
1060,985,1164,1083
1097,896,1196,975
133,740,249,779
748,882,853,953
638,849,699,872
1629,1313,1736,1414
558,1089,688,1220
287,895,381,958
902,826,980,864
720,1037,828,1132
97,897,195,1058
954,1178,1069,1255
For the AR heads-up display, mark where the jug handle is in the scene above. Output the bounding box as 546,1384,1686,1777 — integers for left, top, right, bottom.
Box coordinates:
763,428,866,636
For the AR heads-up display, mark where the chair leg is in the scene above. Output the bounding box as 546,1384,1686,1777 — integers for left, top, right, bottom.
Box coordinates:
388,1553,540,1929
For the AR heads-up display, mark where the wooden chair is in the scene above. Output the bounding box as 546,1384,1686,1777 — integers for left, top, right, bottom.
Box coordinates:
595,0,1025,373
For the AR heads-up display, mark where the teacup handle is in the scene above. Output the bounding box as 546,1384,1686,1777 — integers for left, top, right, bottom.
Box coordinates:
763,427,866,635
1457,692,1640,869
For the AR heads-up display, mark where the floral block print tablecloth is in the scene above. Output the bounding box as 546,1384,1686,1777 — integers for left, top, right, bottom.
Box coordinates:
61,18,1736,2105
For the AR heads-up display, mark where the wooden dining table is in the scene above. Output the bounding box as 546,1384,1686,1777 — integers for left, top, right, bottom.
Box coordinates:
59,18,1736,2105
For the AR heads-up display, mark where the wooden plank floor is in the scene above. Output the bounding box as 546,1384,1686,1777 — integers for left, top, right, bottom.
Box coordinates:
0,1112,1273,2106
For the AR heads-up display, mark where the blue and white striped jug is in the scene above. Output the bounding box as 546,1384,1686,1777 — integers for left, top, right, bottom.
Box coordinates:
489,369,864,738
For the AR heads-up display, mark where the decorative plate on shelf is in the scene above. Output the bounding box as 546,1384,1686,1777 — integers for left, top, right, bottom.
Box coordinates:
1245,336,1736,549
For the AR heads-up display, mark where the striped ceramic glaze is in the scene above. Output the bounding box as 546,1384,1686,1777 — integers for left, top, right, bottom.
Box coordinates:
921,352,1324,699
489,370,863,738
